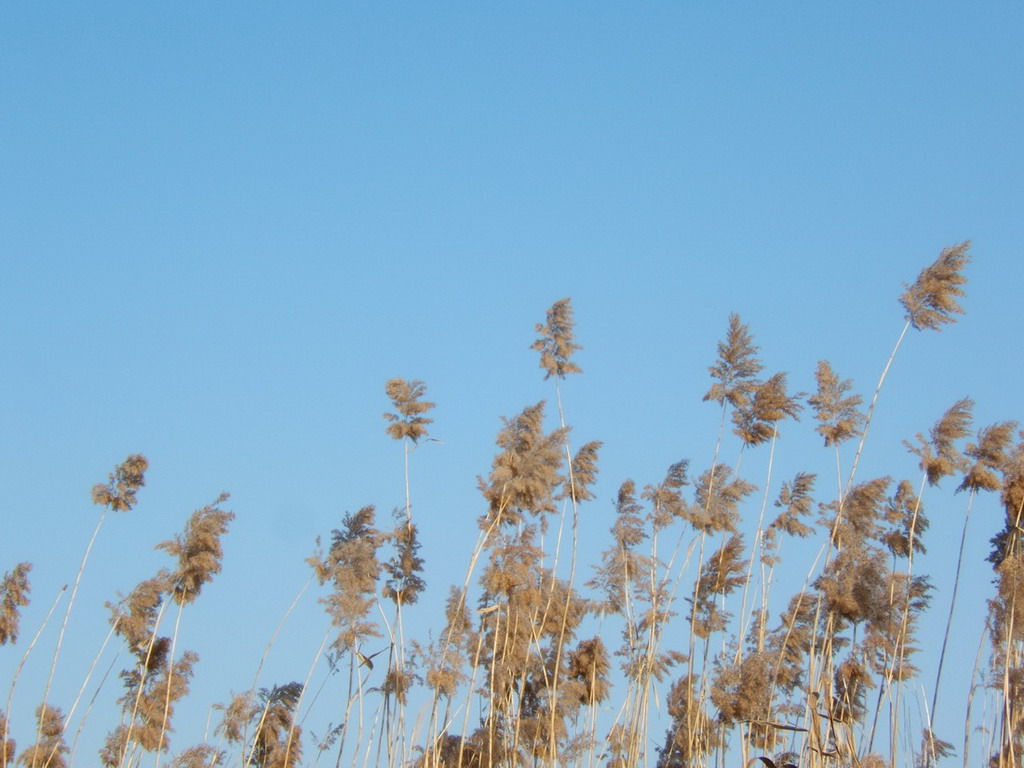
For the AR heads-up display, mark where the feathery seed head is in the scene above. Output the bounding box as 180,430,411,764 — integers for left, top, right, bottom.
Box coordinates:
704,313,762,409
157,493,234,606
906,398,974,485
763,473,816,563
960,421,1017,493
92,454,149,512
567,637,611,705
732,372,803,446
532,298,582,380
882,479,927,558
315,506,383,650
0,563,31,646
808,361,865,447
689,465,755,534
383,379,435,442
20,705,68,768
560,440,602,504
688,535,747,637
382,510,426,606
170,745,225,768
478,401,567,527
612,480,645,550
1001,438,1024,525
643,460,691,529
899,241,971,331
108,574,169,657
215,691,257,745
248,683,304,768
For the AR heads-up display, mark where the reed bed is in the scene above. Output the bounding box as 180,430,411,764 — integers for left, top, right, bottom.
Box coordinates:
3,241,1022,768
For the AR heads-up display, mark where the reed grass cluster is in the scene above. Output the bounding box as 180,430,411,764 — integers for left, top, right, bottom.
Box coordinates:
4,241,1022,768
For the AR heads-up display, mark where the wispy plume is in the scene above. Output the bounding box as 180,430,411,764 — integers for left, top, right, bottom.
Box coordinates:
91,454,149,512
688,465,756,534
384,379,435,443
478,402,567,528
905,398,974,486
732,372,803,447
808,361,865,447
309,506,383,652
382,510,426,606
561,440,602,504
899,241,972,331
704,313,762,410
0,564,31,646
19,705,68,768
157,494,234,606
960,422,1017,493
532,298,582,380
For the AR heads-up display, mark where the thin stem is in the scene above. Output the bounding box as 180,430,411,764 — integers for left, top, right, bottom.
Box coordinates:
844,320,911,496
118,598,170,768
5,584,67,744
734,427,779,665
63,619,120,740
153,598,185,768
253,575,313,691
932,488,977,723
963,617,988,768
37,510,108,752
68,646,122,766
284,630,331,768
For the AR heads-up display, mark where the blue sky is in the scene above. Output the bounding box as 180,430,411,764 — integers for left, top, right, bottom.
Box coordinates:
2,4,1022,766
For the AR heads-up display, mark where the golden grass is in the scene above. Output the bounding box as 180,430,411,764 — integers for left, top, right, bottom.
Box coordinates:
8,241,1024,768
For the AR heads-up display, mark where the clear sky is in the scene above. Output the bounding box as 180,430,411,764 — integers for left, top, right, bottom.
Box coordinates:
2,4,1022,766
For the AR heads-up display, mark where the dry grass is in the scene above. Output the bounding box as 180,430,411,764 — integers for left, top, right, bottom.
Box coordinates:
6,241,1024,768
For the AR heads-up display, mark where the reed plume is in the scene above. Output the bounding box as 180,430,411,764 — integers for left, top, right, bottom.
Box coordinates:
731,372,803,448
249,683,303,768
881,479,928,559
382,511,426,609
384,379,435,444
565,637,610,708
422,587,476,701
961,422,1018,495
477,402,568,530
589,480,647,617
309,506,383,654
703,313,762,410
106,576,169,658
168,744,223,768
656,674,720,768
808,361,865,449
562,441,601,505
91,455,149,513
762,473,816,565
0,565,31,647
688,534,747,639
214,689,256,747
687,465,755,535
18,705,67,768
531,298,582,381
100,645,199,764
899,241,972,332
150,495,233,765
843,243,972,504
906,398,974,486
157,494,234,606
